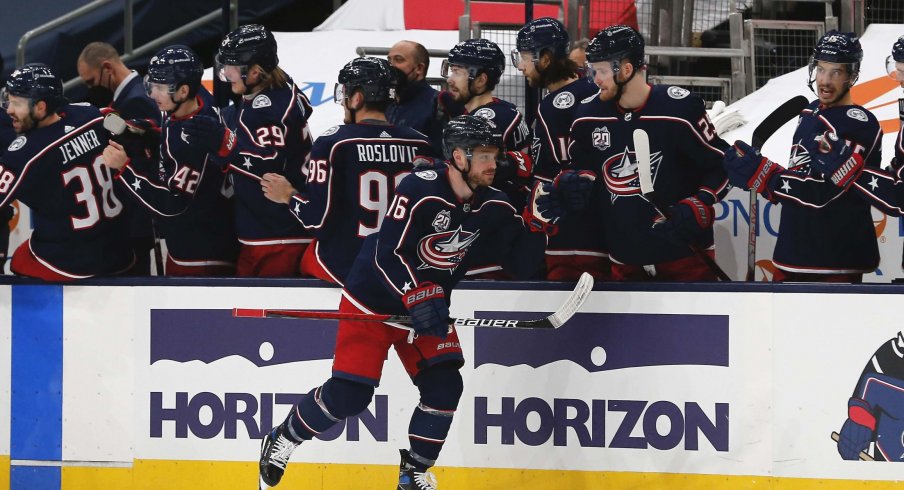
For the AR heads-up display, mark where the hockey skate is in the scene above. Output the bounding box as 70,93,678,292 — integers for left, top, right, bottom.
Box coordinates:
258,424,301,489
397,449,438,490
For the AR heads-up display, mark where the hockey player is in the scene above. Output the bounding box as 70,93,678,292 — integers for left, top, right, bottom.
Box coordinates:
836,331,904,461
0,63,133,280
257,115,557,490
101,45,238,276
78,41,163,276
725,31,882,282
260,56,434,284
182,24,314,277
513,17,608,280
569,25,731,281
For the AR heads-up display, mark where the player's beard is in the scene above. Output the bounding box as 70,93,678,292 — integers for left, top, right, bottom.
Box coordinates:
11,113,35,134
467,168,494,188
448,82,470,103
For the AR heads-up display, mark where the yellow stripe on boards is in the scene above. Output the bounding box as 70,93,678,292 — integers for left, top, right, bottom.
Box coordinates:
56,460,904,490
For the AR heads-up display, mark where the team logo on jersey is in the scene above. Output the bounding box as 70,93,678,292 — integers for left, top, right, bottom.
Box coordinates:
7,136,26,152
416,226,480,273
667,86,691,99
432,210,451,232
603,146,663,201
552,91,575,109
321,125,339,136
788,139,813,172
473,108,496,121
415,170,438,180
846,108,868,122
592,127,610,151
252,94,272,109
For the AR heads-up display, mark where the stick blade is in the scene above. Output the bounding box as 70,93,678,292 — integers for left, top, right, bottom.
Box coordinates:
751,95,808,148
547,272,595,328
633,129,654,195
233,308,266,318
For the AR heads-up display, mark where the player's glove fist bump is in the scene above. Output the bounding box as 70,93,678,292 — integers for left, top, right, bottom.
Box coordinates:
723,141,782,199
182,115,235,157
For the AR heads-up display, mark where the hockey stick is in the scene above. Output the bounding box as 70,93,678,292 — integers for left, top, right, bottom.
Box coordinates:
744,95,809,281
234,272,594,330
830,431,875,461
633,129,732,281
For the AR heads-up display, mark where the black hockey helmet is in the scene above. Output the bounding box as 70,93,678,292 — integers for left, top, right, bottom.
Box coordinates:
586,25,645,69
513,17,570,67
808,30,862,91
216,24,279,75
442,114,503,159
894,36,904,62
2,63,65,113
335,57,398,105
887,36,904,81
442,38,506,86
145,45,203,98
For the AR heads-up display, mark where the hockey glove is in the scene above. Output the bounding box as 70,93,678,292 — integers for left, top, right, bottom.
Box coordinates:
550,170,596,211
724,141,784,200
103,113,161,161
403,283,450,339
412,155,443,170
504,150,534,180
651,195,714,246
522,181,561,236
805,131,864,190
837,397,875,460
181,114,236,158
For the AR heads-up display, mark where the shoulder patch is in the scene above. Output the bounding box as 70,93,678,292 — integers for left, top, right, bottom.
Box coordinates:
252,94,272,109
7,136,26,152
667,86,691,99
552,91,575,109
320,125,340,137
473,108,496,120
846,108,868,122
581,92,598,104
415,170,438,180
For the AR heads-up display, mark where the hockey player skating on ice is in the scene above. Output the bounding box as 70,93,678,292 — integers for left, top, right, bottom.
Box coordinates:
258,115,560,489
512,17,609,281
836,331,904,461
568,25,731,281
260,56,434,284
724,31,882,282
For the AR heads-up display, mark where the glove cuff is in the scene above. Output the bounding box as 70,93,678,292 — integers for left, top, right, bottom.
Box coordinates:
678,196,714,229
830,152,864,190
403,283,444,309
848,398,876,431
218,128,236,157
522,207,559,236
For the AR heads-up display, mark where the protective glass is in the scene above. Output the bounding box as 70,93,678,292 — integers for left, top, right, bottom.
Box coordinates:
585,60,617,81
214,54,246,82
441,61,471,80
0,87,8,110
809,59,851,83
0,89,28,111
510,49,535,69
142,75,174,97
333,83,347,104
467,147,500,163
886,55,904,81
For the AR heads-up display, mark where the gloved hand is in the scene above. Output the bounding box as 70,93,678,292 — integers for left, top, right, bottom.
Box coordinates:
104,113,161,160
412,155,443,170
804,131,864,190
550,170,596,211
837,397,875,460
181,114,235,157
723,140,782,200
403,283,450,339
651,195,714,245
522,181,561,236
504,150,534,180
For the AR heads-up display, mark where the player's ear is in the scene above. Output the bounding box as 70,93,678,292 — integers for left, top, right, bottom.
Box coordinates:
621,61,634,79
33,100,48,119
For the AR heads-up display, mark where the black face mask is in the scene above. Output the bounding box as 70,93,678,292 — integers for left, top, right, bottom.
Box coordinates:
86,86,113,107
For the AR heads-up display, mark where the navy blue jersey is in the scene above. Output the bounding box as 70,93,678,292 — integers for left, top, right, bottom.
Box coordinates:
221,79,314,244
569,85,731,265
533,78,599,182
115,87,238,263
286,121,435,283
0,112,15,155
849,115,904,216
387,80,444,150
0,104,132,276
769,101,882,274
111,73,162,125
343,165,546,317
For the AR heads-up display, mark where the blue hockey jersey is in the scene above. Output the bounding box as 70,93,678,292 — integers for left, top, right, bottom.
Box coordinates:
220,79,313,244
343,165,546,317
115,87,238,263
569,84,731,265
286,121,435,283
533,77,600,181
768,101,882,274
0,104,132,276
